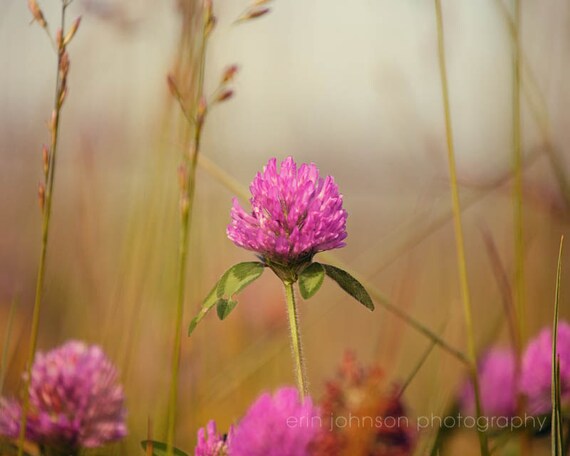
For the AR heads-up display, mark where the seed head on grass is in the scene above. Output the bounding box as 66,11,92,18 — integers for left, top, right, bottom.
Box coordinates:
0,341,126,453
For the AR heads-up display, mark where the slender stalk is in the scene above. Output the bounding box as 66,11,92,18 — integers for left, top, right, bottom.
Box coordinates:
283,281,308,399
433,1,489,455
18,3,73,455
494,0,570,211
512,0,526,345
165,7,210,456
510,3,531,454
0,298,18,394
551,236,564,455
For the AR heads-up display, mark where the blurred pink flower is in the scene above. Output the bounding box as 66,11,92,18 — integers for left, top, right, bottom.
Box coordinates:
0,340,126,452
460,348,517,418
521,321,570,415
229,387,320,456
194,420,229,456
227,157,347,265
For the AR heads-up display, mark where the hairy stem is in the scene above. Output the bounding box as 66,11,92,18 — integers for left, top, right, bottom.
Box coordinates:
283,281,308,399
434,1,489,455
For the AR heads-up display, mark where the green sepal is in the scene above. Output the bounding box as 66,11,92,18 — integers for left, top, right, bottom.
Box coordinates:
322,264,374,311
298,262,325,299
188,261,265,335
140,440,188,456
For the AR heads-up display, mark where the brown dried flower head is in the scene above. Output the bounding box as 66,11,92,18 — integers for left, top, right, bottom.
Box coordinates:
311,352,415,456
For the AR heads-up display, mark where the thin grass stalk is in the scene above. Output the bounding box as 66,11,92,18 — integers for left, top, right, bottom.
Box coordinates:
165,5,211,456
283,281,308,399
510,3,531,454
0,298,18,395
512,0,526,345
480,229,520,351
551,236,564,455
494,0,570,210
433,1,489,454
397,335,437,398
18,2,76,454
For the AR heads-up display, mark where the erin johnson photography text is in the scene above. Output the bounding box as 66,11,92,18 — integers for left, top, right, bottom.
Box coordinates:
286,413,549,433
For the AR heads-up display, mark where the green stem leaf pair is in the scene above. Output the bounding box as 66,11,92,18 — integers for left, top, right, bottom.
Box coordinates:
299,262,374,311
188,260,374,337
188,261,265,335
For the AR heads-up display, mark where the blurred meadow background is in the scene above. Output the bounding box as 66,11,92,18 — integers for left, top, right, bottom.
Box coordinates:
1,0,570,454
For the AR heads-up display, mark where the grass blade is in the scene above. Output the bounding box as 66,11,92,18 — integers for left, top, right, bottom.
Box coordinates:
551,235,564,455
0,297,18,394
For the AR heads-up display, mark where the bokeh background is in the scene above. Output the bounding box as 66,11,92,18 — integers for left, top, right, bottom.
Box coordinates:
1,0,570,454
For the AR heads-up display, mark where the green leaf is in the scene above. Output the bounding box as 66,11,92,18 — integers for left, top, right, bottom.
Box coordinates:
298,262,325,299
322,264,374,311
216,261,265,299
216,298,238,320
188,262,264,335
551,236,564,455
140,440,188,456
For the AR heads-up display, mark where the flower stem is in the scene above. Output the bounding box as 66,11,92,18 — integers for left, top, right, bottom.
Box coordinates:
165,7,210,456
283,281,308,400
434,1,489,455
18,3,71,455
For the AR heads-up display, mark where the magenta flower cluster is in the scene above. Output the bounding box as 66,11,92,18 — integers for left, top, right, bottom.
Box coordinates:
195,420,231,456
460,348,517,418
227,157,347,264
460,321,570,418
521,322,570,415
0,340,126,451
194,387,320,456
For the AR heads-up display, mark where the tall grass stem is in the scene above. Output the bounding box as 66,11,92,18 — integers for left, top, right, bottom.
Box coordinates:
18,2,72,454
165,8,210,456
0,297,18,394
512,0,526,346
434,1,489,454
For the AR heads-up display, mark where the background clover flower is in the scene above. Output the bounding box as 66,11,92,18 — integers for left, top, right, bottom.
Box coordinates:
229,387,320,456
521,321,570,415
460,348,517,418
194,420,230,456
227,156,347,265
311,352,415,456
0,340,127,452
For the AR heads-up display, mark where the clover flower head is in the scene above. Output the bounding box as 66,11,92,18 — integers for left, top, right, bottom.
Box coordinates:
521,321,570,415
460,347,517,418
0,340,126,451
229,387,320,456
194,420,230,456
227,156,347,266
